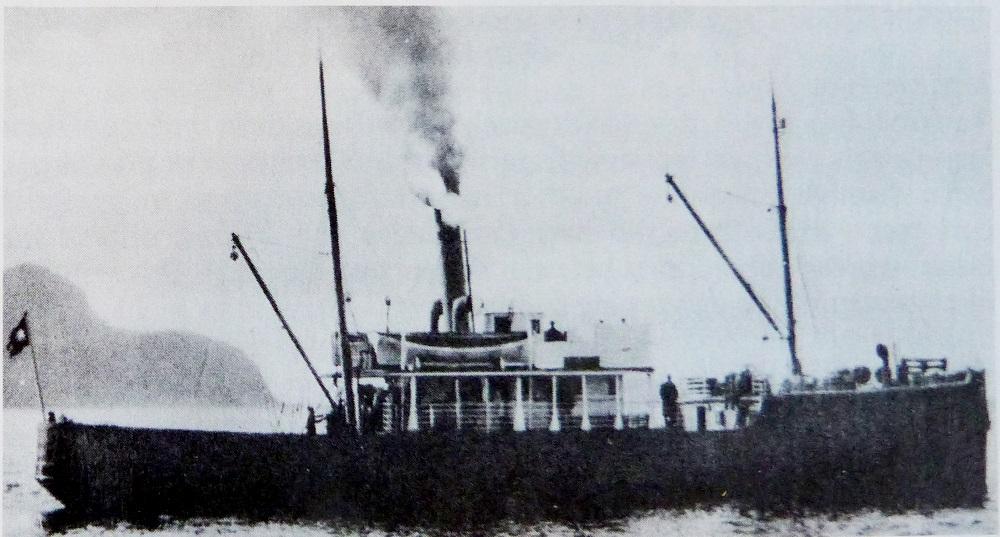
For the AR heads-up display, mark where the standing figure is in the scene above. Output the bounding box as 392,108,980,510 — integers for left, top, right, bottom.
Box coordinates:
306,406,317,436
735,369,753,428
659,376,682,430
876,343,892,385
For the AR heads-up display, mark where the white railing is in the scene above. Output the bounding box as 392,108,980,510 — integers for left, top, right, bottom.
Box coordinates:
399,400,652,433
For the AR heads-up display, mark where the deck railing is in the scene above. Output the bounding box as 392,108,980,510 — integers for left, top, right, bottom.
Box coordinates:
383,400,653,433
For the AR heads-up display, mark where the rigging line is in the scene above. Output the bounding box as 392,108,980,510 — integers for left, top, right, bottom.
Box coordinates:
721,189,776,211
681,181,774,211
795,252,819,337
247,236,333,256
242,236,329,304
347,299,360,333
193,349,209,400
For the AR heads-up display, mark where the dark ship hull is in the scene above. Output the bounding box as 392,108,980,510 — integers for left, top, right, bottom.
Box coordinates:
37,370,988,525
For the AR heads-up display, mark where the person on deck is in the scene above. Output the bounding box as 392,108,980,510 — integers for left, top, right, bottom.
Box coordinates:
734,369,753,428
306,406,328,437
876,343,892,386
306,406,317,436
544,321,568,342
660,376,681,430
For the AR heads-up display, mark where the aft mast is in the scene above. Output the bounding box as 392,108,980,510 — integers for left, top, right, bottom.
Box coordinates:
771,91,802,377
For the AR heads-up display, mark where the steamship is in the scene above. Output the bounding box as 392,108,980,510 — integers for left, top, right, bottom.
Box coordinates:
35,64,989,525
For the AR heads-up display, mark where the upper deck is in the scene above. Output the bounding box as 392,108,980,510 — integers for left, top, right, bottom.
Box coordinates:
342,312,661,434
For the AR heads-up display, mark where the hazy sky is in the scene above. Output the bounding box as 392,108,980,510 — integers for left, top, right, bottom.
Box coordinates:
4,7,991,404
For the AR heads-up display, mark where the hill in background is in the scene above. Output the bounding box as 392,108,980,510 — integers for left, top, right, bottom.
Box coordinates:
3,263,275,407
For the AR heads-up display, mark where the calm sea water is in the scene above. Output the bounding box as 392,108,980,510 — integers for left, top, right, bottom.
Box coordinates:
3,407,996,536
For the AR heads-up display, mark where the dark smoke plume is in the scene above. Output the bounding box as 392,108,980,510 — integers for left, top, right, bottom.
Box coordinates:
346,7,463,194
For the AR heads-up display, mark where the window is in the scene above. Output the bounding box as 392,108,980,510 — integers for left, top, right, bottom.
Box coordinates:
494,315,513,334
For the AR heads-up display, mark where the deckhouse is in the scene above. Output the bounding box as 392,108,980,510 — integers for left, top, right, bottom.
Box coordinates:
348,310,658,433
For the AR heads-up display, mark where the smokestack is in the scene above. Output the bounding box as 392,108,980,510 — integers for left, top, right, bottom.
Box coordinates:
435,208,468,333
434,162,469,333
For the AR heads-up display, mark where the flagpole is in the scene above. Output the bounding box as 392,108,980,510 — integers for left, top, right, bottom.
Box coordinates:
29,343,46,419
24,312,46,419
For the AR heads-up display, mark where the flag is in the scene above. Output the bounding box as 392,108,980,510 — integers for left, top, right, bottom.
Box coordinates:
6,312,30,357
